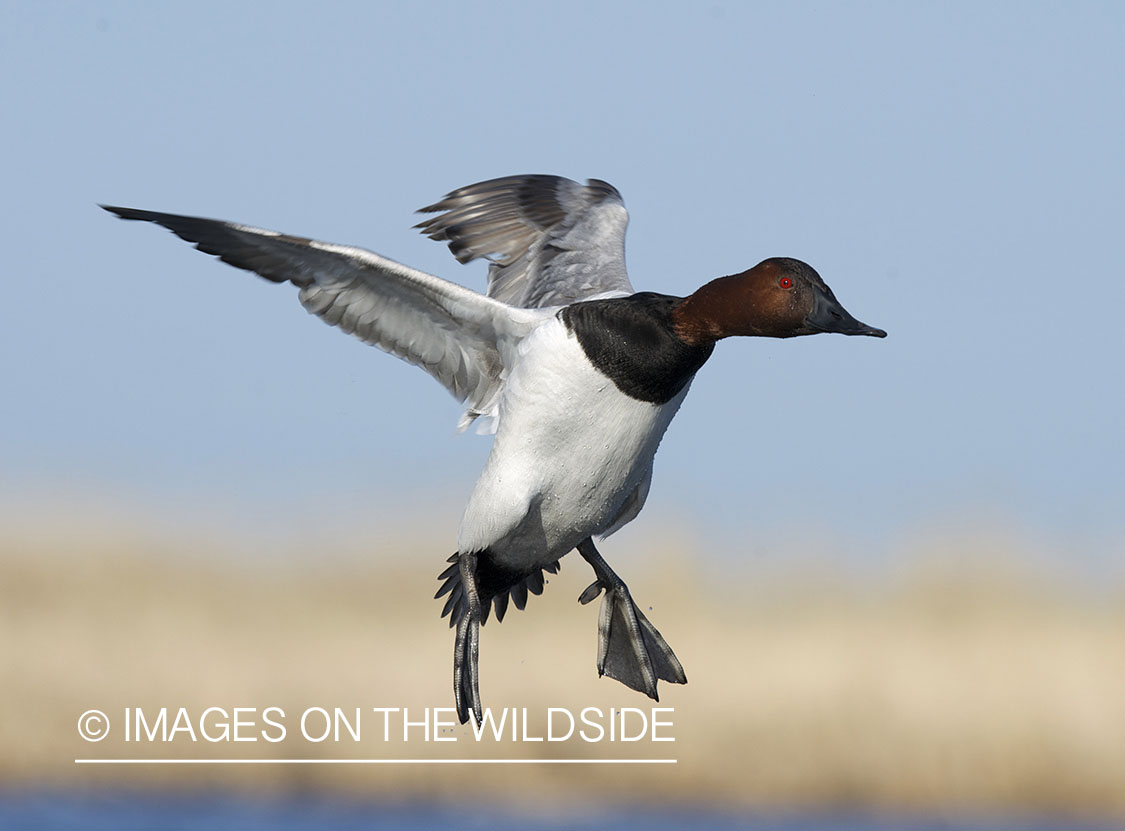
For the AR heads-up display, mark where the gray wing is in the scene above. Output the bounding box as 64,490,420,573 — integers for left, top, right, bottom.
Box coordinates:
414,175,633,309
102,206,541,430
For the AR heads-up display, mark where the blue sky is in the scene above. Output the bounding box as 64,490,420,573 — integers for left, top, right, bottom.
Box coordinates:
2,2,1122,565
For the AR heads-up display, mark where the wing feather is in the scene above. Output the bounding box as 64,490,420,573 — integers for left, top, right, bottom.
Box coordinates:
414,175,633,308
101,206,540,430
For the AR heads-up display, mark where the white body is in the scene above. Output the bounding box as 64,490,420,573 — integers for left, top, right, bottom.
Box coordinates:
458,315,690,569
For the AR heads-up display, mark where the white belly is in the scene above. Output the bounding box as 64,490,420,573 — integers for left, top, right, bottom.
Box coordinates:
458,317,690,568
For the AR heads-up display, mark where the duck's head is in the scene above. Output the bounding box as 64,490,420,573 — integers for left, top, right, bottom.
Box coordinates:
673,257,886,345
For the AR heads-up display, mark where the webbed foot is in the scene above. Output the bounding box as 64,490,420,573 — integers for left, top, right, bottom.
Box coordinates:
577,539,687,698
452,551,483,725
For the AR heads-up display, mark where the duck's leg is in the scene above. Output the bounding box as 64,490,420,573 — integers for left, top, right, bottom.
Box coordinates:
452,550,483,725
576,538,687,699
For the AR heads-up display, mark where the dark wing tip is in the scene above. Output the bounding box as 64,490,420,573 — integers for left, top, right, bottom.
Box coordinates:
100,204,153,221
99,205,309,287
584,178,624,204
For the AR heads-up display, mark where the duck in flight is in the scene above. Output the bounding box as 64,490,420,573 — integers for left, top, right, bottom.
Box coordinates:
102,175,886,724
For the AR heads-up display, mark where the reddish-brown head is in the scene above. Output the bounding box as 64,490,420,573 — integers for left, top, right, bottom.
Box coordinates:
672,257,886,345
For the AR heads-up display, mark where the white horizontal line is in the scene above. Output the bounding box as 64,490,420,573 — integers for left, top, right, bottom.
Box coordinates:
75,758,676,765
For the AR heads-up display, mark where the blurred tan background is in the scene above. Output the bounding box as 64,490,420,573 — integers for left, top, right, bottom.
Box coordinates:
3,505,1122,822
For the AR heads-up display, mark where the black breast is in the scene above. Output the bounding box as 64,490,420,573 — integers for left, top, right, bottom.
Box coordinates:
560,293,715,404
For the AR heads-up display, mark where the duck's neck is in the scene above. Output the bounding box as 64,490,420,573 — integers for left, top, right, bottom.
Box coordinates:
672,272,759,346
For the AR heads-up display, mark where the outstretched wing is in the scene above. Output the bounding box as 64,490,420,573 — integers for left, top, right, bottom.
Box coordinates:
414,175,633,309
101,206,541,430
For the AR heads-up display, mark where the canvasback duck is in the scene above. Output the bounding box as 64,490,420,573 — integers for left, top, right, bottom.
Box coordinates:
102,175,885,724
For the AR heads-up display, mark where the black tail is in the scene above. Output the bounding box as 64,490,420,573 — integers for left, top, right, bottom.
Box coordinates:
435,551,561,625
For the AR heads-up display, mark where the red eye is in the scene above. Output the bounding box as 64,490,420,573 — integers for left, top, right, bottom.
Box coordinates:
779,276,793,289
